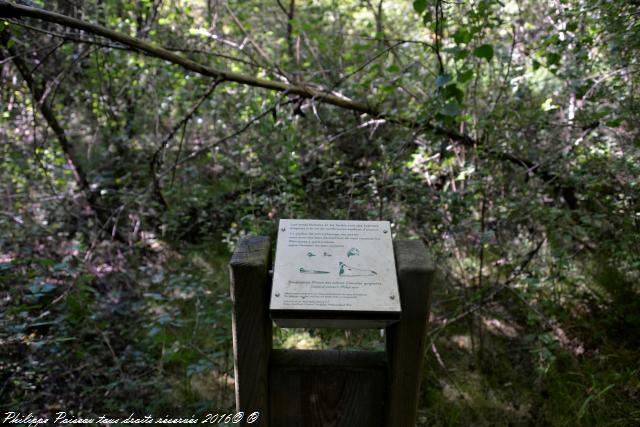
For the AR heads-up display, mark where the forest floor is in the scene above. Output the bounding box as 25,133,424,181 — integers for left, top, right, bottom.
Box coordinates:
1,237,638,426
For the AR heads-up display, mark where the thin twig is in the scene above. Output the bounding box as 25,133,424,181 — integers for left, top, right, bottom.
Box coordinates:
169,95,295,169
434,0,445,74
490,24,517,113
223,3,290,81
151,78,224,163
150,78,224,208
333,41,404,89
428,238,546,339
13,18,264,70
170,121,188,187
431,342,467,400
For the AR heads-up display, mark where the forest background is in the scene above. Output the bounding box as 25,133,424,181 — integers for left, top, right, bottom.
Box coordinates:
0,0,639,425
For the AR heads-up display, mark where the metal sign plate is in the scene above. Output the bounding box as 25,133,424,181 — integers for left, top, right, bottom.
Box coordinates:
270,219,401,328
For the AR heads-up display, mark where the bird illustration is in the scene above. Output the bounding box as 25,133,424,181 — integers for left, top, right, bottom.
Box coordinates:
347,248,360,257
338,262,377,277
300,267,329,274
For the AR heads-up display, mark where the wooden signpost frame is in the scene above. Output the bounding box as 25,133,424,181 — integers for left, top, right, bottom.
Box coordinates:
229,236,434,427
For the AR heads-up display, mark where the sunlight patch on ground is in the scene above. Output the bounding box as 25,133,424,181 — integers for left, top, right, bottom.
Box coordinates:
191,254,215,275
482,317,519,338
451,334,472,351
140,231,168,252
440,379,471,401
93,262,116,276
553,325,585,355
0,252,15,263
283,331,323,349
189,371,235,407
438,371,533,422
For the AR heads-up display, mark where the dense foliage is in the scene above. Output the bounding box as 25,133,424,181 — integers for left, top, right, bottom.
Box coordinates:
1,0,638,425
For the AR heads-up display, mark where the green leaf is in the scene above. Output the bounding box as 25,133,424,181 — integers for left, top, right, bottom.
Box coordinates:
386,64,400,73
578,385,615,420
435,74,452,87
473,44,494,61
453,29,473,44
605,118,623,127
446,46,470,60
440,101,462,117
456,48,470,60
458,69,474,83
40,283,57,293
541,98,557,111
144,292,165,301
28,280,55,295
546,52,561,66
443,84,464,103
413,0,428,14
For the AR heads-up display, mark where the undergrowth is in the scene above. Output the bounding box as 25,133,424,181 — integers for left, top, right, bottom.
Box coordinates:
1,237,639,426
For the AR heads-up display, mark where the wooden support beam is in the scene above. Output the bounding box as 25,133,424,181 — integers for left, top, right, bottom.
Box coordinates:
385,240,435,427
270,349,387,427
229,236,272,425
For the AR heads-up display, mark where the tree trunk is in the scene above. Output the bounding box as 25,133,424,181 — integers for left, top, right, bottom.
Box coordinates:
1,29,127,242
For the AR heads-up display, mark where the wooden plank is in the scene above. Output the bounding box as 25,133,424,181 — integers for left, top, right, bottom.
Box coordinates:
229,236,272,425
270,349,387,427
385,240,435,427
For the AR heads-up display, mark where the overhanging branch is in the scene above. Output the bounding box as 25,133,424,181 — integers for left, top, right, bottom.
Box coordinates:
0,1,481,142
0,0,578,208
0,1,377,114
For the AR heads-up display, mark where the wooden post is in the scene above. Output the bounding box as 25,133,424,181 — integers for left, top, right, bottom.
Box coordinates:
229,236,272,425
385,240,435,427
229,236,435,426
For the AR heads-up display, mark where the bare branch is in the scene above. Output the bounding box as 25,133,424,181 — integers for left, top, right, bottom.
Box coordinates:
223,3,290,81
0,0,580,205
150,79,225,209
428,238,546,339
0,1,375,114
